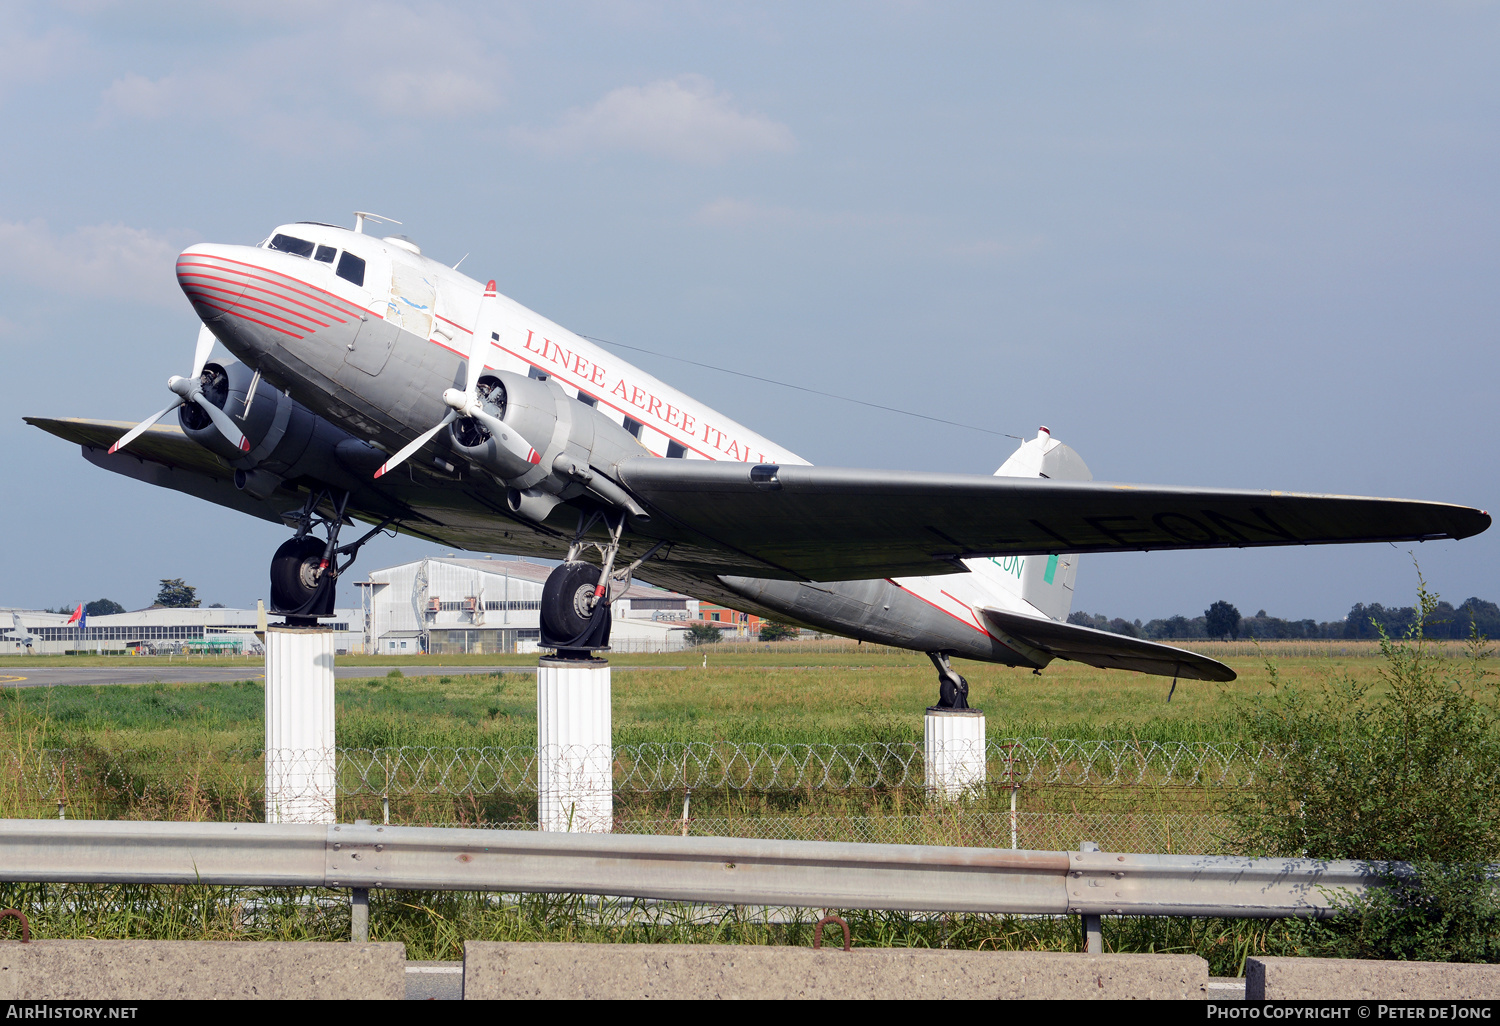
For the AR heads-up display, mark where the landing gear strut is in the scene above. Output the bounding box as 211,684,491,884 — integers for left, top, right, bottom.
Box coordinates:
539,512,665,657
269,489,392,625
928,651,970,710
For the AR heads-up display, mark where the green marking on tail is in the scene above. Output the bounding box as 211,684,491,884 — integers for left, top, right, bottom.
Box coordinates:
1044,554,1059,585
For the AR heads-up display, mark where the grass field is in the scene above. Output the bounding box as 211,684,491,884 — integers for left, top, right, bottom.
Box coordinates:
0,647,1417,848
0,643,1486,969
0,647,1417,750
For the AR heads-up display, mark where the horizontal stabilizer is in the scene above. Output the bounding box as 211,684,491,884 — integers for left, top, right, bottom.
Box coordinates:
978,606,1235,682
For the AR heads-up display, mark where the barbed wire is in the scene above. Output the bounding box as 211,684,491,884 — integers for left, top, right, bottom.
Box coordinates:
0,738,1276,801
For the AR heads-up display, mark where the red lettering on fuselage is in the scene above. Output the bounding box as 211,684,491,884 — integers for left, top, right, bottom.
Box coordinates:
480,321,774,463
544,339,576,373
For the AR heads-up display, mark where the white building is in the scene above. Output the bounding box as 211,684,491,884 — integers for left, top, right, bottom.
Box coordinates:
0,606,361,656
358,556,701,655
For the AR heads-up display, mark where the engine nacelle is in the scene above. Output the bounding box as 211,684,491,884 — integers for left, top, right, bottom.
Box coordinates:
447,369,648,520
177,360,390,500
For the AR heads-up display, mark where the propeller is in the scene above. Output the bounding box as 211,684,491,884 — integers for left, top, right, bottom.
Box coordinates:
109,325,250,455
374,281,541,479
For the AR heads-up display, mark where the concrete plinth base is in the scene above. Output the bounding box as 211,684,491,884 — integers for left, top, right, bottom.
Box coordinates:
463,943,1210,1000
925,707,986,800
264,626,336,824
537,656,613,832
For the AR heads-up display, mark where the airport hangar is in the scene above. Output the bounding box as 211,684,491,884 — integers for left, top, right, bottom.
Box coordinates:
3,556,707,656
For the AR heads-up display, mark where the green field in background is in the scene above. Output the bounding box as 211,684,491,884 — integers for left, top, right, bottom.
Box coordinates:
0,650,1406,750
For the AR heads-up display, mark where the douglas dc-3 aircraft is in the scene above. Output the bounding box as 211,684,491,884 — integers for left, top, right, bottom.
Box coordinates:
26,214,1492,705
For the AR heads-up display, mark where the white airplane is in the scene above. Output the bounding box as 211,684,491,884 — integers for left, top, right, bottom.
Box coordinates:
26,214,1490,705
3,613,35,651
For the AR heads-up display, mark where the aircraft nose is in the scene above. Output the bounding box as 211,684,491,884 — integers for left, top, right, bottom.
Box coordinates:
176,244,250,328
176,243,364,346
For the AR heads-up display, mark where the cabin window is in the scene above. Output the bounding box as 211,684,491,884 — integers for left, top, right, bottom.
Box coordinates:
528,366,548,382
336,252,366,287
577,392,597,407
314,245,336,263
666,440,686,459
269,234,315,258
623,417,643,438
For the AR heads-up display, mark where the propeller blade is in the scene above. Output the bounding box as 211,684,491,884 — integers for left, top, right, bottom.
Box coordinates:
373,410,458,479
189,324,216,380
471,408,542,466
192,394,251,452
108,397,185,454
463,280,498,399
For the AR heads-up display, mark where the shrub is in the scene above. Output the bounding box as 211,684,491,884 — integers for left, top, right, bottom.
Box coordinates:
1231,575,1500,960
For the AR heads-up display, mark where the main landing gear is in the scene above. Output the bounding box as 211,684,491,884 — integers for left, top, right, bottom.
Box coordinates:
928,651,971,710
269,489,392,625
540,512,665,657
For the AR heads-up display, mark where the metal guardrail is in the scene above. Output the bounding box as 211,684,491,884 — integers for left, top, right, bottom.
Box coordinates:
0,819,1372,918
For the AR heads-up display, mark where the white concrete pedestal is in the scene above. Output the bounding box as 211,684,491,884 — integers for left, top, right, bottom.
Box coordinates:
924,707,986,800
264,626,336,824
537,657,613,832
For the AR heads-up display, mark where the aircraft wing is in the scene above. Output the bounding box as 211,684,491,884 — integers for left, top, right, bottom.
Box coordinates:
977,606,1235,682
23,417,296,526
614,459,1491,581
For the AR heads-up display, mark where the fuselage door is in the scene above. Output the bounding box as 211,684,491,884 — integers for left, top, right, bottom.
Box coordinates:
388,257,436,340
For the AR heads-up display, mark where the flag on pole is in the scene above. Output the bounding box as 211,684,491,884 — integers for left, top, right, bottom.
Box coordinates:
65,603,82,625
65,603,87,633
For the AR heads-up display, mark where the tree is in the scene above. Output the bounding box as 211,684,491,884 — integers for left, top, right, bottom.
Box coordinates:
1204,600,1241,640
84,599,125,616
684,622,723,645
155,578,199,608
757,621,800,642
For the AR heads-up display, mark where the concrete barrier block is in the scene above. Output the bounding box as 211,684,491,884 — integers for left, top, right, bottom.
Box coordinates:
463,942,1208,1000
0,941,406,1000
1246,957,1500,1000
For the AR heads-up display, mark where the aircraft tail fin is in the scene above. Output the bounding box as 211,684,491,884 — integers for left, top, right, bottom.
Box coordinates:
988,427,1091,621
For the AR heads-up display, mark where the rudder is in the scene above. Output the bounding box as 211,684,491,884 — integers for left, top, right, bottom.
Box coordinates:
991,427,1091,621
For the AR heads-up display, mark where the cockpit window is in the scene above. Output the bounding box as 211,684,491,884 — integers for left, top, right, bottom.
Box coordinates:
269,234,315,258
336,251,366,287
314,245,336,264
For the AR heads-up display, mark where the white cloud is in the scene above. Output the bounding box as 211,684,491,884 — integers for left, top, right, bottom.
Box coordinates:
693,197,911,232
0,20,78,103
366,68,501,119
694,198,1046,263
100,73,179,119
517,75,795,164
95,4,507,145
695,197,801,227
0,220,193,306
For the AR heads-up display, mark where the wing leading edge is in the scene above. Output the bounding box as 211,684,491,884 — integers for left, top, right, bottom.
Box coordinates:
613,459,1490,582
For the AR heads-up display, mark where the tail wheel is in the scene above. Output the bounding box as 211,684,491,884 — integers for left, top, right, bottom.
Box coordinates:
540,561,603,640
270,536,328,613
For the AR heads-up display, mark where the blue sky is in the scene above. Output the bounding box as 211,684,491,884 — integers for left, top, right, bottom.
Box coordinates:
1,1,1495,620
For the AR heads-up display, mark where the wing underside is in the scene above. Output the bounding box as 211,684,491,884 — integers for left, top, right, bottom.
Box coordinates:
26,418,1492,594
613,459,1490,582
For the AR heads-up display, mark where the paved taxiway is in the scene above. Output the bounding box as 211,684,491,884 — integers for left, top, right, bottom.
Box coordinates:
0,664,684,688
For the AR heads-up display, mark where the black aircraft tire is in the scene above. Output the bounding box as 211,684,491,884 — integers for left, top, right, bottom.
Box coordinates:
270,537,327,614
938,673,970,710
541,561,603,640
